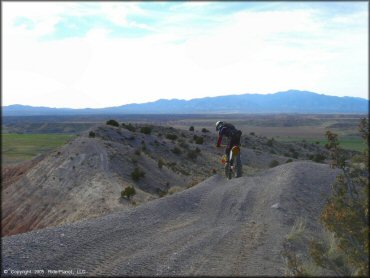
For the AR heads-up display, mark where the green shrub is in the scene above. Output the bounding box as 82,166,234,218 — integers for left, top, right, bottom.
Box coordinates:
311,153,326,163
284,120,369,276
134,149,141,156
158,158,164,169
141,142,147,152
250,132,255,136
131,167,145,181
193,135,204,144
195,147,201,153
201,128,209,133
187,149,199,160
189,126,194,131
158,188,168,197
288,147,299,158
122,123,136,132
269,160,280,168
286,159,293,163
172,147,182,155
267,138,274,146
89,131,96,138
121,186,136,200
178,140,189,149
140,126,152,135
166,133,178,140
106,119,119,127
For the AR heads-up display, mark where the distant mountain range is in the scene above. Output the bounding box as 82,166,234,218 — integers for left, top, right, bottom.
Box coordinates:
2,90,368,116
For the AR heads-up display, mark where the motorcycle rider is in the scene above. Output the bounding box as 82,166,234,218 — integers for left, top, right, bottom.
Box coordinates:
215,121,242,177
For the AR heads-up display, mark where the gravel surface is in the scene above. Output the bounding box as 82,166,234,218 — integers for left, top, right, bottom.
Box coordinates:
2,161,339,276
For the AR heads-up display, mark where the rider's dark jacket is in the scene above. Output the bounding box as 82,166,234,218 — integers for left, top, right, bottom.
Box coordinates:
216,123,242,155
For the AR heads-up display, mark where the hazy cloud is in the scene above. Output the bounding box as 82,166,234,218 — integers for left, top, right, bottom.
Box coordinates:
3,2,368,108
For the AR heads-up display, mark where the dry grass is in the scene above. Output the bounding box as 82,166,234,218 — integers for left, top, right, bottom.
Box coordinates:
286,217,306,242
168,186,184,195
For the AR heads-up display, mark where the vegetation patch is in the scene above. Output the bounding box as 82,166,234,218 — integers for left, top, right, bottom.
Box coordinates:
171,147,182,155
140,126,152,135
166,133,178,141
88,131,96,138
106,119,119,127
187,149,199,160
158,158,164,169
309,153,326,163
266,138,275,146
282,118,369,276
168,186,183,195
121,186,136,200
193,135,204,144
286,217,306,242
158,188,168,197
2,133,74,165
178,140,189,149
269,160,280,168
131,167,145,181
122,123,136,132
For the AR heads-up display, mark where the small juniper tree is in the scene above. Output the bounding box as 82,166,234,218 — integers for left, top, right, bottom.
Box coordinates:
309,119,369,276
269,160,279,168
123,123,136,132
121,186,136,200
106,119,119,127
140,126,152,135
158,158,164,169
285,119,369,276
166,133,178,140
131,167,145,181
193,135,204,144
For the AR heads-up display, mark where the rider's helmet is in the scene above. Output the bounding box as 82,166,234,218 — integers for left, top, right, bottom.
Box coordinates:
216,121,224,131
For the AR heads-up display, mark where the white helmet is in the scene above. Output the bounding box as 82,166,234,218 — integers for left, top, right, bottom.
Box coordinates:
216,121,223,131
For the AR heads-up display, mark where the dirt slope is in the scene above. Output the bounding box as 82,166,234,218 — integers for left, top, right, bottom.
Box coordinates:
2,123,335,237
2,161,339,276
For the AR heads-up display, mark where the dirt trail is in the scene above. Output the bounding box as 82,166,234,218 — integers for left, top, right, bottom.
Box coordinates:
2,161,338,276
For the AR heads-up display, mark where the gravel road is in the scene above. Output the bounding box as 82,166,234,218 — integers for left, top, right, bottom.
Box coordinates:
2,161,339,276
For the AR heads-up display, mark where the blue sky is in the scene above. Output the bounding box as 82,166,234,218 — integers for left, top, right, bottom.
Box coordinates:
3,1,368,108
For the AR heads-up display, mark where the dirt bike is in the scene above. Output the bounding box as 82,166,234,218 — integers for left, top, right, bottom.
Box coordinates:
221,145,242,180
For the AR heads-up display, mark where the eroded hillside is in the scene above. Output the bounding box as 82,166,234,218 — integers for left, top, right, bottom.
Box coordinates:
2,122,337,236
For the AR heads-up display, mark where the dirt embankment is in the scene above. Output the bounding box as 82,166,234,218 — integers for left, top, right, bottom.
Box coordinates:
2,123,333,237
1,155,44,189
2,161,339,276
